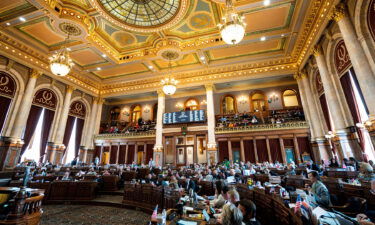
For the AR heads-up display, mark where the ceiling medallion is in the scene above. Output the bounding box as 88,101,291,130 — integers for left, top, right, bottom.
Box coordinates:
91,0,189,32
59,22,82,36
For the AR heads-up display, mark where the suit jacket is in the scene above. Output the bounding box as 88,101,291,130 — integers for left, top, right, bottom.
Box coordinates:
185,180,196,192
311,181,330,207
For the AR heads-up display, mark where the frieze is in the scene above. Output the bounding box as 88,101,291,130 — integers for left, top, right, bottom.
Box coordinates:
32,88,57,110
0,72,16,98
334,40,351,75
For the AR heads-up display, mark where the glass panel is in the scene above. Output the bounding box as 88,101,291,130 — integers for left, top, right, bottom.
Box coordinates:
176,136,185,145
186,147,194,165
186,136,194,145
283,90,299,107
165,137,174,164
177,147,185,164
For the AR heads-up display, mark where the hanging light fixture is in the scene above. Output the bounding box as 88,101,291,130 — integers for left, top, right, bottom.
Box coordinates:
218,0,246,45
49,34,74,76
161,57,178,95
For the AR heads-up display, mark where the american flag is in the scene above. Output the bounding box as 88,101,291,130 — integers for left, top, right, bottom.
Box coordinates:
294,194,302,214
151,204,158,220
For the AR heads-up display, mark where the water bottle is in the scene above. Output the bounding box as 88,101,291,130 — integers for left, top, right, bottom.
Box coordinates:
162,208,166,225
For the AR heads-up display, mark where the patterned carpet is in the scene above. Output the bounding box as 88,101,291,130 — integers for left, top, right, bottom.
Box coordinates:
41,205,150,225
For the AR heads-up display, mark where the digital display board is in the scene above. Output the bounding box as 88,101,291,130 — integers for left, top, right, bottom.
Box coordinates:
163,110,205,124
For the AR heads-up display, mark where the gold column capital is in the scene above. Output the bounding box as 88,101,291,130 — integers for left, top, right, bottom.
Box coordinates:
66,85,75,93
312,45,322,57
294,71,308,80
204,83,215,92
331,3,347,22
157,89,165,97
30,69,43,79
293,72,301,80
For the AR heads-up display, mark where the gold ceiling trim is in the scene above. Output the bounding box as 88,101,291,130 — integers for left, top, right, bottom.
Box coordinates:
0,31,100,94
100,63,298,95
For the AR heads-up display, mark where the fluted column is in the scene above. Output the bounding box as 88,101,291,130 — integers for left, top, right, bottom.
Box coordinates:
54,86,75,145
332,4,375,118
313,45,362,160
94,98,104,136
84,98,99,149
153,90,165,166
10,69,42,139
205,84,218,165
295,72,331,161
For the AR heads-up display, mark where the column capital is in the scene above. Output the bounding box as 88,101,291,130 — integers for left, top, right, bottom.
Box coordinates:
312,45,322,57
30,69,43,79
6,59,14,71
94,97,105,104
331,3,347,22
66,85,75,93
204,83,215,92
157,89,165,97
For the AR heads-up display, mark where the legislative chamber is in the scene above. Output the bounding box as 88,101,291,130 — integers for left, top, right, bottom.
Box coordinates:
0,0,375,224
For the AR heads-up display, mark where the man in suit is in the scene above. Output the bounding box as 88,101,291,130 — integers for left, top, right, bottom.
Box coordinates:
185,176,196,193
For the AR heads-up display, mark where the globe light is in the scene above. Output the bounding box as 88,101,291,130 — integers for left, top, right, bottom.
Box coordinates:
49,48,74,76
218,1,246,45
161,77,178,95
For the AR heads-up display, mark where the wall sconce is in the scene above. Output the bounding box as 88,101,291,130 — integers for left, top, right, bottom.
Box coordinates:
175,103,184,109
356,120,373,128
268,93,279,103
200,99,207,105
122,110,130,116
238,96,247,104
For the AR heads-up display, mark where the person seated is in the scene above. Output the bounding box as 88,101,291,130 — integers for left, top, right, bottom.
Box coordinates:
349,157,360,171
358,163,375,181
329,158,339,168
307,171,330,208
102,170,111,176
227,189,240,206
217,203,243,225
61,169,71,181
238,199,261,225
213,182,228,209
86,167,97,176
169,175,179,189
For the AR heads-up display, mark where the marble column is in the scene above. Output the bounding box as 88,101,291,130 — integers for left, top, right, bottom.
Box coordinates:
240,138,245,162
313,45,362,160
296,72,331,160
266,138,272,162
154,90,165,166
54,86,74,146
10,69,42,139
84,98,99,149
293,135,301,163
279,137,287,163
94,98,104,136
332,4,375,118
205,84,218,164
253,137,258,163
228,140,233,161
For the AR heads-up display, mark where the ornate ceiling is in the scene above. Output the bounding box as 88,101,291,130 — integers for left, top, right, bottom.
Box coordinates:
0,0,336,98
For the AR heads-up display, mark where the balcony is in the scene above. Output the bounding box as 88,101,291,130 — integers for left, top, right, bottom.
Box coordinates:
94,130,156,140
215,121,309,134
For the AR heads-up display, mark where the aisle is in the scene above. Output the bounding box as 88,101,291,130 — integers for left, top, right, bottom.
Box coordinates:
40,204,150,225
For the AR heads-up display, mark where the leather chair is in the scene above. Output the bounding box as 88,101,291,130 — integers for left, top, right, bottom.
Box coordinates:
331,196,367,217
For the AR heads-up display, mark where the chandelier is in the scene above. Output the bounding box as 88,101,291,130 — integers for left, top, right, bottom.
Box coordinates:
218,0,246,45
161,58,178,95
49,35,74,76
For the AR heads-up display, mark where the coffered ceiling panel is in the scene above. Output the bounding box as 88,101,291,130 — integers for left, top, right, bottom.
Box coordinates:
244,3,293,33
153,54,200,69
0,0,25,13
207,39,283,61
94,63,149,78
70,48,107,67
17,18,66,47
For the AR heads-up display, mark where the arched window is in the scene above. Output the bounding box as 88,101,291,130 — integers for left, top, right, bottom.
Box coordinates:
282,89,299,107
130,105,142,123
185,98,199,111
250,91,267,112
221,95,236,114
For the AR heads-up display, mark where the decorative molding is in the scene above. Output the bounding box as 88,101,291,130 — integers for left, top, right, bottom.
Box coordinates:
215,121,309,134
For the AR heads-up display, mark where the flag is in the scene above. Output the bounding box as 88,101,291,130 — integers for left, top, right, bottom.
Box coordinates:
300,201,310,219
294,194,302,214
151,204,158,220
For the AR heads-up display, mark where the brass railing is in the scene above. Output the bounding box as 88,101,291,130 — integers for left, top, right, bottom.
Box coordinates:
94,130,156,140
215,121,309,134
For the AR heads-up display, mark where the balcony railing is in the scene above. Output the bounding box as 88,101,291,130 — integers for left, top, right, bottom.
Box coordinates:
215,121,309,134
94,130,156,140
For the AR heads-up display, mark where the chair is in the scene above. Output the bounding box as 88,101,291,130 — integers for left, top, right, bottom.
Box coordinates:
331,196,367,217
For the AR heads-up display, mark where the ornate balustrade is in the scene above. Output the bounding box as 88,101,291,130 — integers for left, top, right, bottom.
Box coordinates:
215,121,309,134
95,130,156,140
